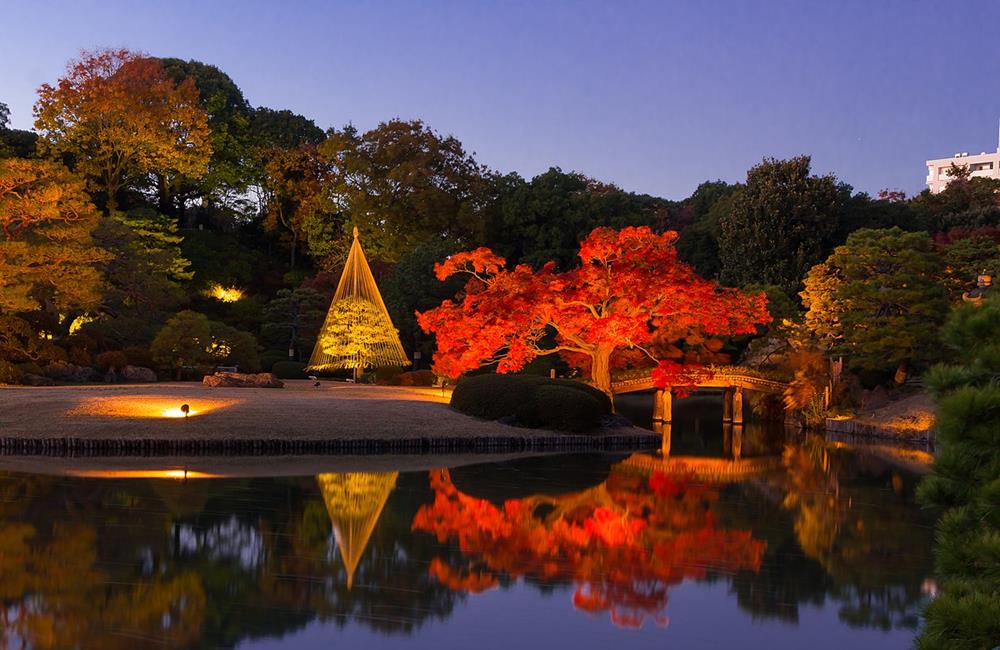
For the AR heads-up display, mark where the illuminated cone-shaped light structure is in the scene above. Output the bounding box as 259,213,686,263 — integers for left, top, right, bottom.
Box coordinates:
316,472,399,589
308,227,408,375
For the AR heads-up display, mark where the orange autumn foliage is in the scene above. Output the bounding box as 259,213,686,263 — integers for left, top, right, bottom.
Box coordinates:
34,48,210,212
417,227,771,394
412,467,766,628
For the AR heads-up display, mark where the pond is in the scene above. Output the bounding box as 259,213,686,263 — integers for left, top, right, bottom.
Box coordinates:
0,421,935,648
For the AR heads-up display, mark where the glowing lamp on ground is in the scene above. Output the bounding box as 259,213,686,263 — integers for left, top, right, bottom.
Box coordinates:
163,404,195,418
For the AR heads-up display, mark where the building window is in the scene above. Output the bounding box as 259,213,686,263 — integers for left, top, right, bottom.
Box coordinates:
970,162,994,172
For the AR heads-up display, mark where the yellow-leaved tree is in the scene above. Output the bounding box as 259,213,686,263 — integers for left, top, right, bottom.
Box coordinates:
318,297,406,376
0,158,110,313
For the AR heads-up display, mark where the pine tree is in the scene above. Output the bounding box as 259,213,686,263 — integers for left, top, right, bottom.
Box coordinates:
916,298,1000,649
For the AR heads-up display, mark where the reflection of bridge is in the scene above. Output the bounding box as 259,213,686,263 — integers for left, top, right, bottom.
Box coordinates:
619,452,783,483
612,368,789,426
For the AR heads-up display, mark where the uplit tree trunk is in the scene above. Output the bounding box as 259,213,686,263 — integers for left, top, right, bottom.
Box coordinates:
590,345,614,398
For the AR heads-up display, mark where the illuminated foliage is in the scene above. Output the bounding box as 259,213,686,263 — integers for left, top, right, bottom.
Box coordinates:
150,310,258,374
34,48,211,212
262,143,338,268
412,467,766,628
418,226,770,394
316,119,490,263
801,228,948,378
208,284,244,303
0,158,110,313
310,231,408,371
316,297,406,371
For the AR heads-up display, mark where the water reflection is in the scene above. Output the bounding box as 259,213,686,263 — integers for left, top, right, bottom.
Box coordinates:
0,439,934,648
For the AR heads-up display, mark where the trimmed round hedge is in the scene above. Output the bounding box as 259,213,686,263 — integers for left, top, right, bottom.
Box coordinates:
450,373,611,432
271,361,308,379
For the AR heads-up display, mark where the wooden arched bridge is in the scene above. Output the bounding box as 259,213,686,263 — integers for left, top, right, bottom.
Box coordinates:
611,367,789,426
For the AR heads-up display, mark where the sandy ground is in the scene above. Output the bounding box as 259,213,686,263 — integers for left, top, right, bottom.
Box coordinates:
855,392,936,434
0,380,655,445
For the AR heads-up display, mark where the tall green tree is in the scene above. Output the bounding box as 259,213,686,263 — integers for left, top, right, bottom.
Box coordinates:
801,228,948,380
676,181,741,279
484,168,671,269
0,101,37,159
381,239,463,362
151,310,213,377
911,168,1000,233
157,58,255,224
261,288,328,361
719,156,842,295
916,298,1000,649
93,208,193,311
316,120,491,262
261,144,338,268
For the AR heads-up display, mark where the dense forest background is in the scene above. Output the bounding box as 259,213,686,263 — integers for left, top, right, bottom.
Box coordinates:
2,48,999,384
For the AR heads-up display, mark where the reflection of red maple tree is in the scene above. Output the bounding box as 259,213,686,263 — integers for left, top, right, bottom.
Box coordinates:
412,467,766,628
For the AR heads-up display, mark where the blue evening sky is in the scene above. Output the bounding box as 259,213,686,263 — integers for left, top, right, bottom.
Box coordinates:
2,0,998,199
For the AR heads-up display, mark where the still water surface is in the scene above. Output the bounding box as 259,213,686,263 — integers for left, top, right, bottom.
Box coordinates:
0,422,934,648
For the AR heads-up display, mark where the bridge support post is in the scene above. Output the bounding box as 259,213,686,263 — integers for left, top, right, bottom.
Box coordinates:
654,421,672,456
653,388,673,424
733,387,744,426
723,388,734,423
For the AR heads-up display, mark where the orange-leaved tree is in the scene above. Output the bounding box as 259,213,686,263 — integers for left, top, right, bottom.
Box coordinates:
417,226,771,395
34,48,211,213
0,158,110,313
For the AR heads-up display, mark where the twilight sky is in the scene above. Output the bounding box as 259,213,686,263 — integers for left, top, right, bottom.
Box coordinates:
2,0,999,199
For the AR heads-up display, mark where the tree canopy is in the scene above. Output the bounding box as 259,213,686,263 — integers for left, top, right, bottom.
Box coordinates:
801,227,948,379
317,120,491,262
719,156,843,295
34,48,211,213
418,226,771,394
0,158,109,313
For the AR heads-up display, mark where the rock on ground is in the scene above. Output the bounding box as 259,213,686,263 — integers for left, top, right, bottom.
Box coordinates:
203,372,284,388
122,366,157,383
21,374,55,386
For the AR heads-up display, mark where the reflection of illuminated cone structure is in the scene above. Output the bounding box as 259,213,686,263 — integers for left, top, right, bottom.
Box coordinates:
316,472,399,589
307,227,408,374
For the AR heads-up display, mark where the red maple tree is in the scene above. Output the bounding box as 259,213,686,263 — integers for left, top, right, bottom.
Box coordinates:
417,226,771,394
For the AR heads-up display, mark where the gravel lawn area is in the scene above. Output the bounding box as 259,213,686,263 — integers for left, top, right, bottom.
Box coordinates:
0,380,658,454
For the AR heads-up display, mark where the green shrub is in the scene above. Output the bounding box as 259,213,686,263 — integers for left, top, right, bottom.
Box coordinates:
451,374,610,432
516,384,605,432
95,350,128,371
123,346,156,369
16,361,43,376
37,344,68,364
272,361,307,379
374,365,404,384
0,360,22,385
396,370,437,386
258,350,289,372
68,347,92,367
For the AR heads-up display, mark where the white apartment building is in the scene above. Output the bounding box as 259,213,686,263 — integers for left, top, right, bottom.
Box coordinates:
926,128,1000,193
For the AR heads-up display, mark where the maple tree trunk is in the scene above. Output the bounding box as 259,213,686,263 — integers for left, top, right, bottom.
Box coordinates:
590,345,614,398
